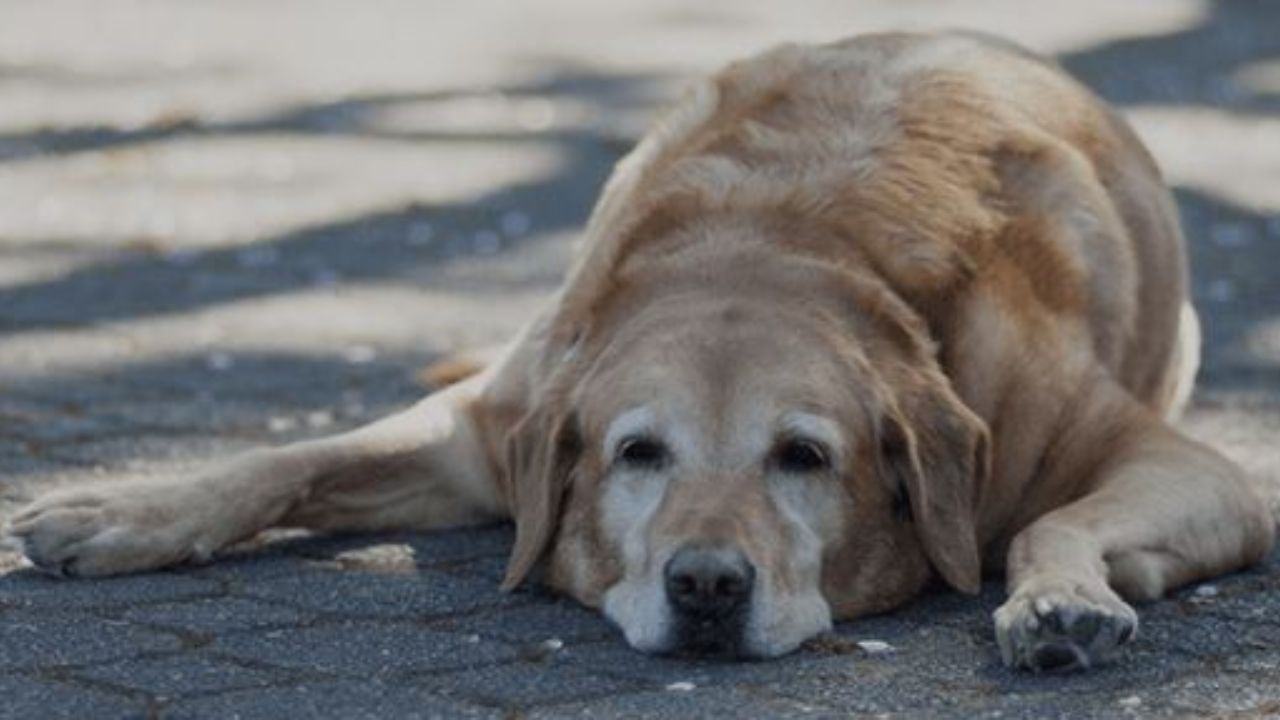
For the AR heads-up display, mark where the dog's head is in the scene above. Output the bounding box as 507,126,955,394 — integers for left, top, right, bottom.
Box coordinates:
499,247,988,658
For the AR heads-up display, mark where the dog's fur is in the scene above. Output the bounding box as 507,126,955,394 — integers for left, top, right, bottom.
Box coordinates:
7,32,1276,670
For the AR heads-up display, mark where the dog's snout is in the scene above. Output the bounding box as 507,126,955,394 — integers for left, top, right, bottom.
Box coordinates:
664,545,755,618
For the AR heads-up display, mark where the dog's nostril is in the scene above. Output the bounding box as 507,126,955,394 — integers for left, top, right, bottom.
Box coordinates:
664,546,755,617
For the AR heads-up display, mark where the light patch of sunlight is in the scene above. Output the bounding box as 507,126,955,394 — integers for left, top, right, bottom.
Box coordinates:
496,0,1209,70
0,282,552,383
1126,107,1280,213
0,135,562,250
367,92,592,136
1233,59,1280,98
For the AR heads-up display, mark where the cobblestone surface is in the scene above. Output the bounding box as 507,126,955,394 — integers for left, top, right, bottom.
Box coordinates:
1,1,1279,717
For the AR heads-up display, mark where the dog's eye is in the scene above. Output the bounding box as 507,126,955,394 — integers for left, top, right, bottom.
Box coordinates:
773,438,830,473
616,436,669,470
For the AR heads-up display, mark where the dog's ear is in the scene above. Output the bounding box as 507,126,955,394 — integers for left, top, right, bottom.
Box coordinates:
499,389,582,591
879,374,989,594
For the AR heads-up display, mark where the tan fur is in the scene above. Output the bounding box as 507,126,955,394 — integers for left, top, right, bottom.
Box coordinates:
8,32,1275,669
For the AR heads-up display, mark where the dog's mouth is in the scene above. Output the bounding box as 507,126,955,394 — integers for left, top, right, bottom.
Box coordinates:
661,611,757,660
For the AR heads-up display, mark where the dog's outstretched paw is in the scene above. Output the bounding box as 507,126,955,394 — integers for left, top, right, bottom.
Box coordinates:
994,576,1137,672
4,482,213,578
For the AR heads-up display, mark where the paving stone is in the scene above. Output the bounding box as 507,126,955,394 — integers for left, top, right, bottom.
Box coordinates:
0,674,146,719
1134,606,1272,661
756,654,989,716
433,554,511,585
0,568,220,611
414,661,643,708
938,689,1170,720
43,434,259,471
1164,566,1280,625
119,597,315,635
528,686,843,719
427,598,614,644
552,638,846,690
167,679,501,719
210,620,517,676
1150,671,1280,716
71,652,284,697
238,567,521,619
0,437,59,476
182,549,320,584
395,525,515,565
0,397,132,445
0,610,182,670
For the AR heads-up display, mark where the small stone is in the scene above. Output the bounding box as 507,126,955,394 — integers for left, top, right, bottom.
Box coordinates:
267,416,297,433
306,410,334,429
1118,695,1142,708
540,638,564,652
1194,584,1219,598
464,634,481,644
856,640,895,654
665,681,696,692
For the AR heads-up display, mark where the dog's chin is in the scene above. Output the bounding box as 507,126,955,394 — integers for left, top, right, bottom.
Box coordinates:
615,614,814,661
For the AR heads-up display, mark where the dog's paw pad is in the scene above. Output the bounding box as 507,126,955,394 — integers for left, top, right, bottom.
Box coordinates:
994,581,1138,672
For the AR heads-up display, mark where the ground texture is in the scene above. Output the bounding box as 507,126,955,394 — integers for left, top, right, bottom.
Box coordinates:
1,1,1279,718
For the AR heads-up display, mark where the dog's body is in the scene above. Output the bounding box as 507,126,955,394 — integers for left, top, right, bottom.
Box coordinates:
7,33,1275,671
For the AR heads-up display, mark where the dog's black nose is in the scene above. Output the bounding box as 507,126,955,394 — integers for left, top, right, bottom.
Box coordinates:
664,545,755,619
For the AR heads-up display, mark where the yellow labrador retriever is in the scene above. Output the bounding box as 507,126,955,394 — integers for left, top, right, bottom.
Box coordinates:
7,32,1276,672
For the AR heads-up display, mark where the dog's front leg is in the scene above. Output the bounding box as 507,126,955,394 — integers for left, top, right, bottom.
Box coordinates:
993,394,1275,672
4,375,510,577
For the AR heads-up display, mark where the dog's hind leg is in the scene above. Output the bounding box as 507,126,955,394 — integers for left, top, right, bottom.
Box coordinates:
4,370,518,578
993,385,1275,672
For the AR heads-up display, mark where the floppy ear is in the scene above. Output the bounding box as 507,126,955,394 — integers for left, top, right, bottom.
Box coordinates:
880,377,989,594
499,397,581,591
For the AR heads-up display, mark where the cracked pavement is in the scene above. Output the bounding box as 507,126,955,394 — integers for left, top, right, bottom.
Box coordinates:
1,1,1279,717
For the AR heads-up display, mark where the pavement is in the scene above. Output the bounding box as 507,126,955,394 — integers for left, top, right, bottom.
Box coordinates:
1,1,1279,717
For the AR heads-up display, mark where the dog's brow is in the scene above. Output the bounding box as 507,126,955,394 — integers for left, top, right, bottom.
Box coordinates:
604,406,658,456
779,413,844,455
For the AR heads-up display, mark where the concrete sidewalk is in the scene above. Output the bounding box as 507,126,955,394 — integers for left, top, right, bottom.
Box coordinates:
2,1,1279,717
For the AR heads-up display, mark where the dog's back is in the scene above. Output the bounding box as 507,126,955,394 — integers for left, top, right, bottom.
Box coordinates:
573,32,1188,414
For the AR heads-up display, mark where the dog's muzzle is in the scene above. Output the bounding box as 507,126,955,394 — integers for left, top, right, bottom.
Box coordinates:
663,544,756,657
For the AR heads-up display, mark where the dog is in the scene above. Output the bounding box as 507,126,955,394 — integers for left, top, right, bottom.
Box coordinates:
6,31,1276,672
